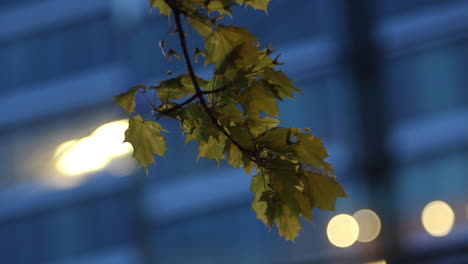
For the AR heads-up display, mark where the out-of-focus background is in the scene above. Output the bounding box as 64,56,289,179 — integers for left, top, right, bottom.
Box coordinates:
0,0,467,263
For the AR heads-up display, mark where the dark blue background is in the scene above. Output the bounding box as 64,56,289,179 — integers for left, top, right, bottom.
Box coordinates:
0,0,467,263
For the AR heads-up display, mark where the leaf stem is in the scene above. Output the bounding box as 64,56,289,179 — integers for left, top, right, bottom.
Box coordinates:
155,86,227,118
139,91,156,109
157,93,197,117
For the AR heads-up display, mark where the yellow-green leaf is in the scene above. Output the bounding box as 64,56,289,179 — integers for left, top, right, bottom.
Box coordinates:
240,80,279,117
125,115,168,169
294,132,333,172
263,68,302,98
198,135,226,162
250,172,269,225
187,12,213,37
113,85,145,114
215,102,245,126
150,0,172,16
228,143,244,168
205,25,257,66
276,204,302,241
152,74,207,103
247,116,280,136
304,171,347,211
236,0,270,11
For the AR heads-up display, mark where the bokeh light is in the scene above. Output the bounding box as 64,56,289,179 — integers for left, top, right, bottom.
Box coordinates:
363,260,386,264
55,119,133,176
327,214,359,248
353,209,381,243
465,204,468,220
421,200,455,237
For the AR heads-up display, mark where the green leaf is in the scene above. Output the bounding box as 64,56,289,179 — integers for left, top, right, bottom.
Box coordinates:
182,103,219,144
247,116,280,136
276,204,302,241
263,68,302,98
207,0,235,15
187,12,213,37
228,143,244,168
215,102,245,126
236,0,270,11
303,171,347,211
205,25,257,67
113,85,145,114
251,159,308,241
240,80,279,117
259,190,280,227
150,0,172,16
198,135,226,162
124,115,168,169
266,159,303,218
228,125,255,150
294,132,333,172
125,0,348,242
256,127,291,153
153,75,207,104
295,189,313,221
250,171,269,225
217,42,261,76
243,156,256,175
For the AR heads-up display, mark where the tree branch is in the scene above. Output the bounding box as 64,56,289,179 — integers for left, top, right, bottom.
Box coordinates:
171,8,255,156
154,86,227,118
139,91,156,109
201,85,228,94
156,93,197,117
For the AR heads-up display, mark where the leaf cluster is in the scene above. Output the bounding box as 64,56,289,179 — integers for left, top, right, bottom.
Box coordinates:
114,0,347,241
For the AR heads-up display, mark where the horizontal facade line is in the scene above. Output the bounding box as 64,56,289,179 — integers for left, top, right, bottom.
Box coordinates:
0,176,133,224
0,0,108,41
377,2,468,55
0,64,131,128
50,244,140,264
389,107,468,162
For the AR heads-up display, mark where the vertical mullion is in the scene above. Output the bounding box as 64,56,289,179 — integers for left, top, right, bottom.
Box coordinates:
342,1,401,263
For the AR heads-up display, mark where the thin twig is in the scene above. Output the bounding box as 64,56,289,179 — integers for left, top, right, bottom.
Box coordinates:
153,84,226,117
201,85,228,94
171,8,255,156
157,93,197,116
140,91,156,109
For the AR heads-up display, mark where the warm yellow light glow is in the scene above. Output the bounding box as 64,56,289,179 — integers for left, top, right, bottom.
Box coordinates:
363,260,386,264
465,204,468,220
353,209,381,243
53,140,77,158
421,200,455,237
55,119,133,176
327,214,359,248
90,120,133,157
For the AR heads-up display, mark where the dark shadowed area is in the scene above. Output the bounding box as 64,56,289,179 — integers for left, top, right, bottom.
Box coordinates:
0,0,467,263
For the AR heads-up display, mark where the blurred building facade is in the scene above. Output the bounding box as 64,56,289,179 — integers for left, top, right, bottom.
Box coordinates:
0,0,467,263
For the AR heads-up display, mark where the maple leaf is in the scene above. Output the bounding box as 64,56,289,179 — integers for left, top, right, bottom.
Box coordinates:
205,25,257,67
237,0,269,11
150,0,172,16
114,85,146,114
227,143,244,168
303,171,348,211
117,0,349,242
294,132,334,172
124,115,168,169
240,80,279,117
263,69,303,99
198,136,226,162
276,204,302,241
187,11,213,37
